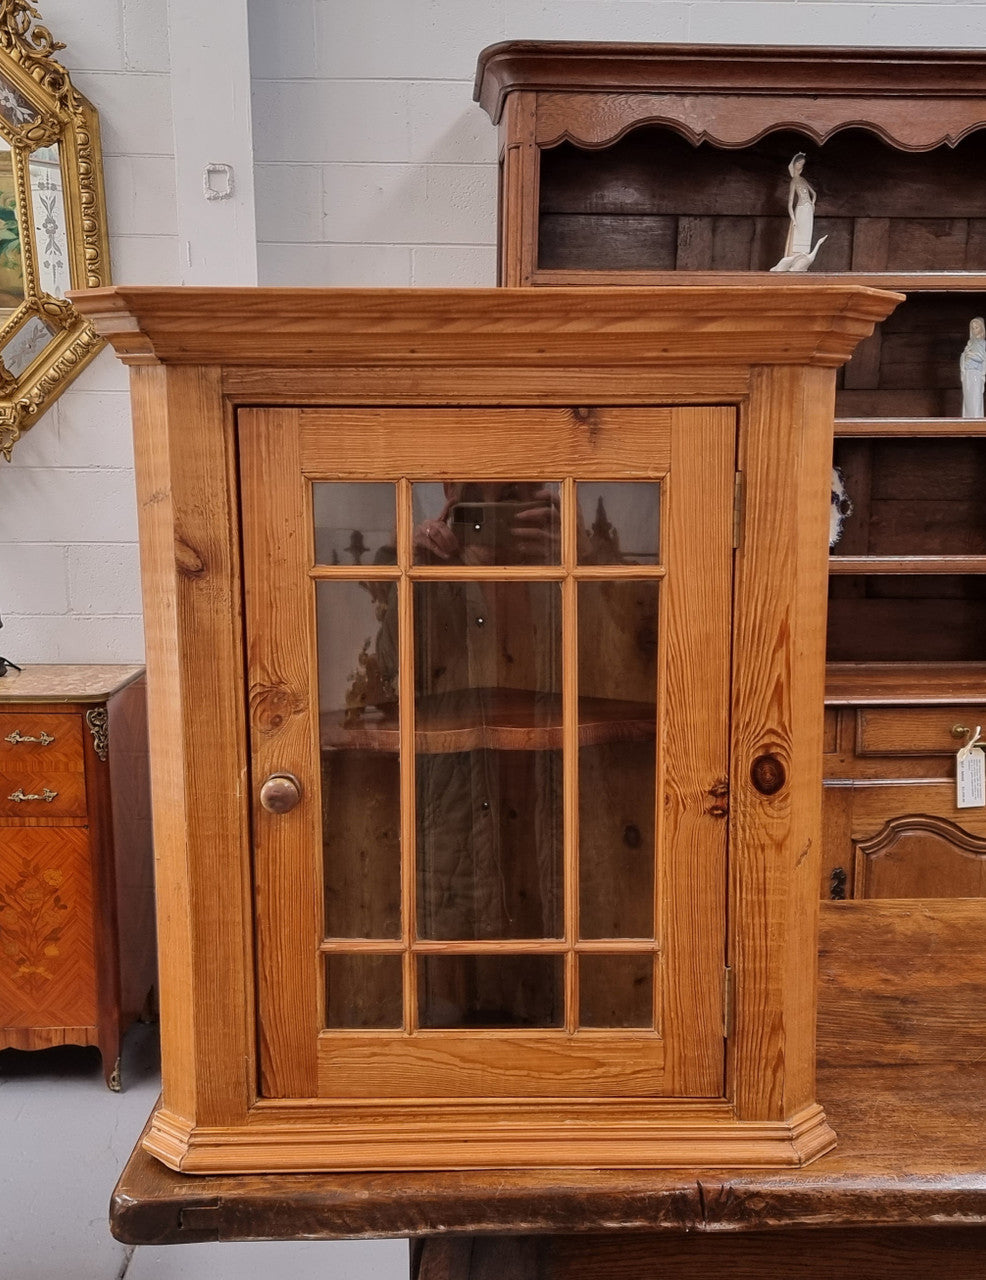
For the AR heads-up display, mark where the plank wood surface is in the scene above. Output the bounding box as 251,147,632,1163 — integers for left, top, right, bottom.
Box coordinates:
109,900,986,1262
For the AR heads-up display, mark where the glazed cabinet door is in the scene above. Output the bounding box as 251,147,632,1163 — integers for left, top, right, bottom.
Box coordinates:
240,405,735,1102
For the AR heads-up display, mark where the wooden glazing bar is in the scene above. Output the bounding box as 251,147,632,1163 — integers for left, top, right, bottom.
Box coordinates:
829,555,986,574
572,564,666,579
319,940,406,954
403,564,666,581
407,565,567,582
309,565,401,581
318,938,665,955
396,478,417,1032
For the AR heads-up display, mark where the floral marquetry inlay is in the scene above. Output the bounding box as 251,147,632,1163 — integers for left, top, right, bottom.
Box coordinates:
0,855,68,989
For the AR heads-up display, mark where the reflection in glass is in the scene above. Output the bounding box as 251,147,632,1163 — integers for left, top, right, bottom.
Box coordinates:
412,480,561,566
1,314,53,377
29,144,68,298
325,954,403,1029
414,580,563,940
0,139,23,310
313,482,396,566
577,482,661,565
579,954,654,1028
417,749,563,940
578,580,659,939
418,954,564,1028
317,581,400,939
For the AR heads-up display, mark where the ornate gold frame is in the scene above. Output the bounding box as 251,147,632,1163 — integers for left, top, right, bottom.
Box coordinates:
0,1,110,460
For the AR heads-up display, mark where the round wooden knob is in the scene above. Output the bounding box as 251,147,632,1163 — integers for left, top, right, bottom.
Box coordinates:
259,772,302,814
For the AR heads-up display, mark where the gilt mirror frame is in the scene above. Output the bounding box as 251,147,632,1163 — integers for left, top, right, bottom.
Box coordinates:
0,0,110,461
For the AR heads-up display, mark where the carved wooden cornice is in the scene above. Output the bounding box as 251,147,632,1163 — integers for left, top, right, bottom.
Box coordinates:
475,43,986,152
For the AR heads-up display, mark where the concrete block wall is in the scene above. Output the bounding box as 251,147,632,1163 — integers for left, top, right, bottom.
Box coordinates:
2,0,985,660
0,0,176,664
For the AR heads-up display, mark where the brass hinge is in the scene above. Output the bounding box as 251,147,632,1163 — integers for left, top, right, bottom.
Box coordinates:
723,965,734,1038
733,471,744,549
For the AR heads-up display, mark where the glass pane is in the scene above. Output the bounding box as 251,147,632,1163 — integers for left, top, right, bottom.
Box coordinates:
313,482,396,566
412,481,560,566
578,580,659,939
325,954,402,1029
579,954,654,1028
577,482,660,565
417,749,562,940
0,141,24,311
0,72,37,128
414,580,563,940
317,580,400,938
1,314,53,377
418,954,564,1028
29,143,69,298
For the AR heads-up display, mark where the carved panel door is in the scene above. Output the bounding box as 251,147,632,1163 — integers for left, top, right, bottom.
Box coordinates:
239,405,735,1103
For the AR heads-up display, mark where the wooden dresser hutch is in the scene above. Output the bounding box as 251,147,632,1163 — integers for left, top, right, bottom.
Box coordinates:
475,42,986,901
73,282,896,1173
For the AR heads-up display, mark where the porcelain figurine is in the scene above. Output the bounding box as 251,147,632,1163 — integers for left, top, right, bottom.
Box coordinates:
771,153,826,272
960,317,986,418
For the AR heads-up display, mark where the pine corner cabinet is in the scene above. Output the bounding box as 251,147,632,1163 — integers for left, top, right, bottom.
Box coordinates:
72,283,899,1174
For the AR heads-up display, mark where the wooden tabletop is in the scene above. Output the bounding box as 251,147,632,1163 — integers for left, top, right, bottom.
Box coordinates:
110,898,986,1248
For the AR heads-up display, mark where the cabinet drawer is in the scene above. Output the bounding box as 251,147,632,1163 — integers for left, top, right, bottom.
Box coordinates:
857,706,986,757
0,714,85,772
0,770,88,818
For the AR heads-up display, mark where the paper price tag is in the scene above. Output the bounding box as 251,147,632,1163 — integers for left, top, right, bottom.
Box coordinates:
956,726,986,809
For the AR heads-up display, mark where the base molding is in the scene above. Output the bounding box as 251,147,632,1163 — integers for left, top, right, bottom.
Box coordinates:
0,1025,98,1051
143,1101,836,1175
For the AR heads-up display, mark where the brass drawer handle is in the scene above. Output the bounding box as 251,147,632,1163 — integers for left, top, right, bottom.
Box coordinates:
952,724,973,740
8,787,58,803
4,729,55,746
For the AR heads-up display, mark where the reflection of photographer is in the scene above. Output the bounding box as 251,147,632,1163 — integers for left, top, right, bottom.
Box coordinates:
415,482,560,566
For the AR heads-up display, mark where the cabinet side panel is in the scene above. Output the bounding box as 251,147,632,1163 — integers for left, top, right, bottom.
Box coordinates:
107,676,155,1020
730,365,833,1121
130,364,253,1128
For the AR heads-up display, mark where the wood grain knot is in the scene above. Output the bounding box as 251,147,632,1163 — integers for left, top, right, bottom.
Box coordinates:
751,754,786,796
252,686,299,735
174,539,205,577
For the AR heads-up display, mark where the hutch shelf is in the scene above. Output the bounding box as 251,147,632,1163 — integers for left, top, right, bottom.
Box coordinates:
475,42,986,899
72,282,896,1173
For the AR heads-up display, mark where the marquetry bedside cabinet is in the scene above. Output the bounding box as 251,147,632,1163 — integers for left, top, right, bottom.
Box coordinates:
72,282,898,1173
0,664,154,1089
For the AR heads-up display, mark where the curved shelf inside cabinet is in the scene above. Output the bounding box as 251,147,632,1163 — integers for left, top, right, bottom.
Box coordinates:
320,688,656,754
